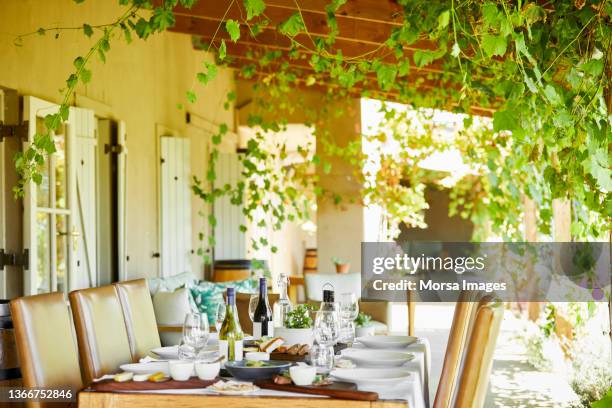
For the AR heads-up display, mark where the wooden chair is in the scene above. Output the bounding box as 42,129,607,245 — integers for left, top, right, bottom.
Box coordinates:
69,285,133,384
453,298,503,407
10,292,82,408
433,291,492,408
235,292,279,335
113,279,161,360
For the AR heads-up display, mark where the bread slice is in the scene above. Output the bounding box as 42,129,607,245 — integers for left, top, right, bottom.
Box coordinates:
260,337,284,353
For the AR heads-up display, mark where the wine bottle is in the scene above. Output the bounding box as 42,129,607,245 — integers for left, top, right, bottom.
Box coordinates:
253,277,274,339
273,273,292,328
218,287,244,362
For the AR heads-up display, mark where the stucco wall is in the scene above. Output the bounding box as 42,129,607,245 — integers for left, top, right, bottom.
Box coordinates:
0,0,235,280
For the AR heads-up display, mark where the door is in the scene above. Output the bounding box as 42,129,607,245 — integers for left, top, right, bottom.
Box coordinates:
22,96,94,295
159,136,192,277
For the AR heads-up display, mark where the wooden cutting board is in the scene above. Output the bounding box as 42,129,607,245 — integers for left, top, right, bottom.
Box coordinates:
254,379,378,401
89,377,218,392
269,352,306,362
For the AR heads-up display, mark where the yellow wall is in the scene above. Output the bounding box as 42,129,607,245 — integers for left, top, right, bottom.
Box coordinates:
0,0,235,280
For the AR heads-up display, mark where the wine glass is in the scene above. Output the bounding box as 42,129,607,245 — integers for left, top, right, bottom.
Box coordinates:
339,293,359,343
182,312,210,358
215,303,226,333
248,294,259,322
313,310,340,372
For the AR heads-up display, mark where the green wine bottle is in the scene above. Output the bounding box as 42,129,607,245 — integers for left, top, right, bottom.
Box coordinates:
218,287,244,362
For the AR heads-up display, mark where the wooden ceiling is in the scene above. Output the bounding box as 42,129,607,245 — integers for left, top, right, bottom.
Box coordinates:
166,1,494,115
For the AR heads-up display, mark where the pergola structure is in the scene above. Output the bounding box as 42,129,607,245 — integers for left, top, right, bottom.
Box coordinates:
164,0,496,116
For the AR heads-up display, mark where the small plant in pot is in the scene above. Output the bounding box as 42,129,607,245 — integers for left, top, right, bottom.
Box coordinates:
332,257,350,274
354,312,375,337
275,304,315,346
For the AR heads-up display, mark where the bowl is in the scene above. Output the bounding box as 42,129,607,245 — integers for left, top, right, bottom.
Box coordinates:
168,360,194,381
289,365,316,386
224,360,291,381
274,327,314,346
195,361,220,380
245,352,270,361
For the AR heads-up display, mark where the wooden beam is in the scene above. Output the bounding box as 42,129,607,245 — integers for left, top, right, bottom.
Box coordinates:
173,15,445,72
170,0,436,50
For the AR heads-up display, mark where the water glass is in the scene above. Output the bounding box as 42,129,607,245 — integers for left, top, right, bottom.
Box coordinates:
314,310,340,346
309,343,335,373
339,293,359,342
182,312,209,356
215,303,226,333
248,294,259,322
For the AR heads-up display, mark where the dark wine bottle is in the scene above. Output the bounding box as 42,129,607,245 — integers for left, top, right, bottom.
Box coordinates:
253,277,273,339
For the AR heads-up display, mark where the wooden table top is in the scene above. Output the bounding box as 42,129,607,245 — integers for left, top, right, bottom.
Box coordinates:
78,391,407,408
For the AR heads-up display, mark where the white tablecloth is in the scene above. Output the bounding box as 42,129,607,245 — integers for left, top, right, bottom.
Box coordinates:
99,337,431,408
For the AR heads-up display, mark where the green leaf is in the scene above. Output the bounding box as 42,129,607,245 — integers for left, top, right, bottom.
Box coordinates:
482,2,501,27
482,33,507,57
437,10,450,30
323,162,332,174
543,84,562,105
278,13,304,37
152,7,175,31
218,39,227,60
244,0,265,20
225,19,240,42
493,109,515,132
375,64,397,91
583,146,612,191
73,56,85,70
80,68,92,84
186,90,197,103
83,24,93,37
579,59,604,77
413,49,444,67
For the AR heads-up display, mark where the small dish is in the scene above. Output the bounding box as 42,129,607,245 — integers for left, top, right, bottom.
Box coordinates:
195,361,221,380
356,335,418,349
289,365,316,386
207,380,260,395
245,352,270,361
168,360,193,381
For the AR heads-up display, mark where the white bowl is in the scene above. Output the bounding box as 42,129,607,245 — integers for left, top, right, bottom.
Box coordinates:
341,349,414,367
355,326,375,337
245,352,270,361
168,360,194,381
289,365,317,386
274,327,313,346
195,361,220,380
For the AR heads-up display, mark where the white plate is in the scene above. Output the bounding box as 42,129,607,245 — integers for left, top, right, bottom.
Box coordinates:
151,344,217,360
330,368,413,386
356,335,418,349
207,383,260,395
341,349,414,367
119,362,169,375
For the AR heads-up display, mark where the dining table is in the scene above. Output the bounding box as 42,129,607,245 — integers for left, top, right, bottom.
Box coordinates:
77,336,430,408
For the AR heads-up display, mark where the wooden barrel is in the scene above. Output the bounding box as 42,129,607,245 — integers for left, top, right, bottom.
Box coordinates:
0,300,21,386
213,260,252,282
303,248,317,273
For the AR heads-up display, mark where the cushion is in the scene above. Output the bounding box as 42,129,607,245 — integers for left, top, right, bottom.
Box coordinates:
147,272,197,296
189,279,258,325
152,287,192,346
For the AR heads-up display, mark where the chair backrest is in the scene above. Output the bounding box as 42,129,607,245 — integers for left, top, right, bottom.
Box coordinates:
434,291,493,408
113,279,161,360
304,273,361,302
10,292,82,407
69,285,133,384
453,299,504,408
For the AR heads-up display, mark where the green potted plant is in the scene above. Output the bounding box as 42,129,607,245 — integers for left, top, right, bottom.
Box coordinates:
332,257,350,274
274,304,315,346
354,312,375,337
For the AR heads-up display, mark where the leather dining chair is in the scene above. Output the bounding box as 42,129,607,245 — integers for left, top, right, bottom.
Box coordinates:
10,292,82,408
453,298,504,408
433,291,493,408
69,285,133,384
113,279,161,360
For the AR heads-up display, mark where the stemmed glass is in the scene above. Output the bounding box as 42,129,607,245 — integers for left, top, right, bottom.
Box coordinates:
181,312,209,359
215,303,226,333
339,293,359,343
312,310,340,372
248,294,259,322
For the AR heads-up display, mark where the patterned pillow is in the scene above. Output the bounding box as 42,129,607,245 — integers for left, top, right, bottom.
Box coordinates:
189,278,258,324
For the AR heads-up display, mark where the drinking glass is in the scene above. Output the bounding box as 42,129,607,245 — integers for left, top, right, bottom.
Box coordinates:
248,294,259,322
313,310,340,372
182,312,210,357
339,293,359,343
215,303,226,333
